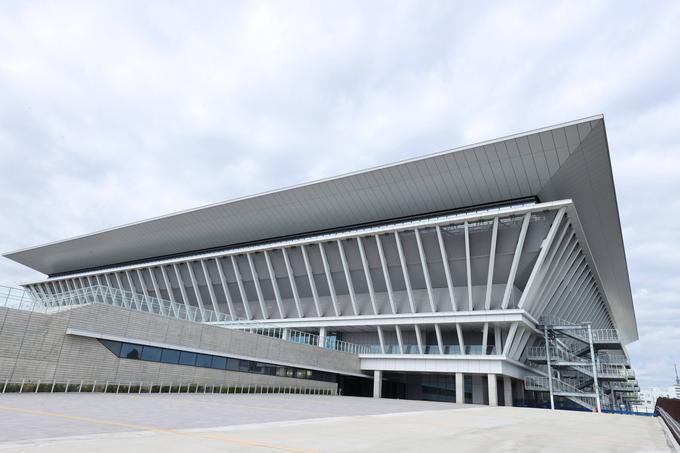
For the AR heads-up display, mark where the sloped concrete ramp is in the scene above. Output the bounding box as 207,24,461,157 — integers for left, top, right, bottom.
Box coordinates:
0,394,675,452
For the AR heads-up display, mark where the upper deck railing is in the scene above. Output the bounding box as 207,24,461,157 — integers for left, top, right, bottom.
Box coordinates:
0,284,367,355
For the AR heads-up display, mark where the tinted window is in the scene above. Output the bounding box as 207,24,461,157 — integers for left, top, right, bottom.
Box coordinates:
226,358,239,371
99,339,122,356
239,359,250,372
179,351,196,366
196,354,212,368
161,349,180,364
211,356,226,369
141,346,162,362
120,343,142,360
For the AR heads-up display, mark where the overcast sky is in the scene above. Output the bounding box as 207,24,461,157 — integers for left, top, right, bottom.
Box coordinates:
1,1,678,389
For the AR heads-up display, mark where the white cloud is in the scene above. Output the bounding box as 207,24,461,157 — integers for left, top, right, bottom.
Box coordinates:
1,0,679,387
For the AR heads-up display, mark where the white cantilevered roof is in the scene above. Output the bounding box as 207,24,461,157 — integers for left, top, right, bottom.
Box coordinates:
3,114,638,342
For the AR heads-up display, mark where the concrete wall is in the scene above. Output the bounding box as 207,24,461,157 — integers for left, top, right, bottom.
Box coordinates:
0,304,363,390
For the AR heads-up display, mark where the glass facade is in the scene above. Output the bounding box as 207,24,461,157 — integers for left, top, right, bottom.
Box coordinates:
98,339,336,382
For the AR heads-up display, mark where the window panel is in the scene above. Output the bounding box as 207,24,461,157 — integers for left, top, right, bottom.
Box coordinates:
99,339,122,356
211,356,227,369
196,354,212,368
120,343,142,360
179,351,196,366
141,346,162,362
161,349,180,364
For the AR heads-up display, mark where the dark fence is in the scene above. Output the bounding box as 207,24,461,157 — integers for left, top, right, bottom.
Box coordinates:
656,397,680,444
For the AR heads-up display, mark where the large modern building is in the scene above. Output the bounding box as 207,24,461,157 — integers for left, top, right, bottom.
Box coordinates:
2,115,639,410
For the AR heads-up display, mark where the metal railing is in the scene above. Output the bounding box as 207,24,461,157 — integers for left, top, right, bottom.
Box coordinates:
232,325,372,355
598,353,629,365
2,284,371,356
524,376,597,410
527,346,589,364
0,378,337,396
359,344,496,355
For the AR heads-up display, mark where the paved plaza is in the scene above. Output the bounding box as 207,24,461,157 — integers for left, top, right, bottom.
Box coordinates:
0,394,675,452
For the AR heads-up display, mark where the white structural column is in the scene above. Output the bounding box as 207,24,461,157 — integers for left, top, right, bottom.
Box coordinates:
199,260,221,316
102,275,115,307
464,221,473,311
376,325,386,353
300,245,322,317
281,248,303,318
456,372,465,404
231,256,253,320
156,266,179,317
456,323,466,355
147,268,167,316
434,324,444,355
357,237,379,315
436,225,457,311
415,229,436,312
502,322,519,356
135,269,151,300
488,374,498,406
160,266,181,317
147,268,161,299
124,271,139,310
394,232,416,313
337,239,359,316
375,235,397,315
263,251,284,319
395,325,405,353
482,322,489,355
172,264,193,315
318,243,340,317
186,263,207,321
213,260,235,320
110,272,130,308
494,326,502,355
246,253,268,319
518,208,566,310
501,213,531,309
484,217,499,310
318,326,327,348
504,376,513,406
373,370,382,398
113,274,130,308
414,325,424,354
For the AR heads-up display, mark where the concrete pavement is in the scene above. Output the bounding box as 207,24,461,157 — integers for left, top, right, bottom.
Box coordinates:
0,394,675,452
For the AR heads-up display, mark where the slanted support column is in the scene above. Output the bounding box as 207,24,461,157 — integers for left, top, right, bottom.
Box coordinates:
319,243,340,317
456,372,465,404
395,325,405,354
501,212,531,309
503,376,513,407
337,239,359,316
395,231,416,313
373,370,382,398
436,225,457,311
488,374,498,407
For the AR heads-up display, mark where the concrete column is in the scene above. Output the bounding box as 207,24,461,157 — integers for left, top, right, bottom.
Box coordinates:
282,328,289,341
503,376,513,407
488,374,498,407
456,372,465,404
319,327,327,348
373,370,382,398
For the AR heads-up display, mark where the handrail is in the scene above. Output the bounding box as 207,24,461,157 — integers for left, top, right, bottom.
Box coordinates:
1,284,369,356
0,378,337,396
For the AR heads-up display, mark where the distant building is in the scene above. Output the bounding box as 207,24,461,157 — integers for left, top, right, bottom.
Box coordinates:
2,115,639,410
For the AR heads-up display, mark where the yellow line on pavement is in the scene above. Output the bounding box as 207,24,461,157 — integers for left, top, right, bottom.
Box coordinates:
0,404,323,453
